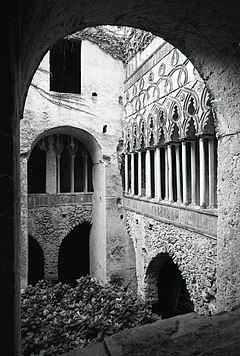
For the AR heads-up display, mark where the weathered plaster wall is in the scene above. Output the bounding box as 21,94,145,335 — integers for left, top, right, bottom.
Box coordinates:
20,39,135,288
126,211,217,315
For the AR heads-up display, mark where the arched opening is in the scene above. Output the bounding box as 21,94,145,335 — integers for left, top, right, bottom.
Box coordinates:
148,253,194,318
58,222,91,286
28,236,44,286
27,143,46,194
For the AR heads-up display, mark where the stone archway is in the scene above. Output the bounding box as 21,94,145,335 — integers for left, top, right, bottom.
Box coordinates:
2,1,240,354
28,235,44,286
146,253,194,318
58,222,91,286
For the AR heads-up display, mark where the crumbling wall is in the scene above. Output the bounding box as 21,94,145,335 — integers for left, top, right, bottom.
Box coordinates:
126,211,217,315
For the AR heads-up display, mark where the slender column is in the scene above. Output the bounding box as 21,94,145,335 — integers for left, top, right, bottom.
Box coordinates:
145,149,151,197
164,146,169,200
68,137,78,193
46,136,57,193
154,147,161,200
138,151,142,196
191,141,197,205
175,144,182,203
199,137,206,208
125,154,129,194
70,154,75,192
83,154,89,192
167,145,173,202
208,138,216,207
182,141,188,204
56,156,61,193
131,152,135,195
53,135,64,193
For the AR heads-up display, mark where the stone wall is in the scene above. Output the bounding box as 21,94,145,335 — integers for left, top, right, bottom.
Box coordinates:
28,205,92,280
126,211,217,315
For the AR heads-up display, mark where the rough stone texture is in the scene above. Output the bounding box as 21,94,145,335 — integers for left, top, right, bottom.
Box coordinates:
217,133,240,310
28,205,92,280
126,211,217,315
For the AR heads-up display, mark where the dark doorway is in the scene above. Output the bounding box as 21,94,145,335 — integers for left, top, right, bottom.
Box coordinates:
152,254,194,318
28,236,44,286
58,222,90,286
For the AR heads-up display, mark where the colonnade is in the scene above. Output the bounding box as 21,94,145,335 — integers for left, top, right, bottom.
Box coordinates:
29,134,93,194
125,136,217,208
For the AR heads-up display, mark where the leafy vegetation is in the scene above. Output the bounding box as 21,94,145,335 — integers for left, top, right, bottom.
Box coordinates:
21,276,159,355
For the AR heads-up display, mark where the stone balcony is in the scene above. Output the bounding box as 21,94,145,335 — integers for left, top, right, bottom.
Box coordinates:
28,192,93,209
124,195,217,238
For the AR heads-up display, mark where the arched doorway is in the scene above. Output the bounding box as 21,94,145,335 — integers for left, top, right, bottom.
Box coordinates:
28,236,44,286
58,222,90,286
148,253,194,318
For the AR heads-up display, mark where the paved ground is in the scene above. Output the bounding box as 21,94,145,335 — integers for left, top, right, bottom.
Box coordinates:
63,306,240,356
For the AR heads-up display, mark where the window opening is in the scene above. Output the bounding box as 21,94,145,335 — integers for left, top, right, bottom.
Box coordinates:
50,39,81,94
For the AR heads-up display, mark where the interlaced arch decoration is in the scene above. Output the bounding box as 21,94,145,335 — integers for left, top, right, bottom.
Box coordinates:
123,43,215,152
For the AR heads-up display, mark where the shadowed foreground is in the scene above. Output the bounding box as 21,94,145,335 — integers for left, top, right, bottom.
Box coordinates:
64,306,240,356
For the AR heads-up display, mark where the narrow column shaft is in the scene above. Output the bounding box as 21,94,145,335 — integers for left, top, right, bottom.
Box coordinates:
138,151,142,196
46,136,57,193
182,141,188,204
145,149,151,197
83,155,88,192
70,154,75,193
57,156,61,193
131,152,135,195
199,137,206,208
154,147,161,199
191,141,197,205
125,154,129,194
175,144,182,203
165,146,169,200
167,145,173,202
208,138,216,207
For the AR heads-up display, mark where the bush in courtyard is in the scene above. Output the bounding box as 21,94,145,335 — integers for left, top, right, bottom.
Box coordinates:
21,276,159,355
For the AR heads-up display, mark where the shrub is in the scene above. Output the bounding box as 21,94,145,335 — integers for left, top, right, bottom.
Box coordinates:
21,276,159,355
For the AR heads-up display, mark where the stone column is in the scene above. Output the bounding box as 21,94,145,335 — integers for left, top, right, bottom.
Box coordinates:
138,151,142,196
154,147,161,200
131,152,135,195
175,144,182,203
182,141,188,204
53,135,64,193
83,153,89,193
199,137,206,208
165,146,169,200
167,144,173,202
124,154,129,194
46,136,57,193
20,156,28,290
68,137,78,193
145,149,151,197
191,141,197,205
44,243,59,281
208,137,216,207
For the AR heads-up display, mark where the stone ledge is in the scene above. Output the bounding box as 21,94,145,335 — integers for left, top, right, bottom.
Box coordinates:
124,196,217,238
